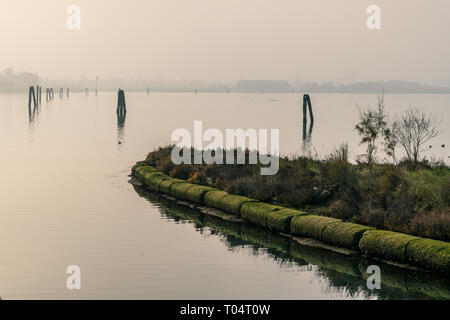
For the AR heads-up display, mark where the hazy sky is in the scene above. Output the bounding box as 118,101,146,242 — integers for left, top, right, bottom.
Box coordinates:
1,0,449,84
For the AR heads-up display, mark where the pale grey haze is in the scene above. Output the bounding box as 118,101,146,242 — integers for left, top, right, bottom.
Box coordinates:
0,0,449,85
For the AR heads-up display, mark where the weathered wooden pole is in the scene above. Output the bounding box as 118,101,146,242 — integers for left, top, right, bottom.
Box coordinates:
305,94,314,124
50,88,54,100
66,88,70,98
117,89,127,113
59,88,63,99
302,94,314,141
38,86,42,105
28,86,37,109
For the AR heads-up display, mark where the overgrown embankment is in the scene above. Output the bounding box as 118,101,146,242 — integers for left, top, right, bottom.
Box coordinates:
144,146,450,242
131,162,450,274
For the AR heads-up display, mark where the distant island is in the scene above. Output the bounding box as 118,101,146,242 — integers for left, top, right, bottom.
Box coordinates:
1,68,450,94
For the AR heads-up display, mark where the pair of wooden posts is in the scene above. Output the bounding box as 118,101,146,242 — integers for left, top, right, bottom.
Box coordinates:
46,88,54,101
28,86,43,108
28,86,38,108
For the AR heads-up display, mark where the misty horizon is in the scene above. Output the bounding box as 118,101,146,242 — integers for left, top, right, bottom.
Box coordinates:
1,0,449,86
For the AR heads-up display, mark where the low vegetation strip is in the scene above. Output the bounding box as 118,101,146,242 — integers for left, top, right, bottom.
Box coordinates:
132,163,450,273
144,146,450,242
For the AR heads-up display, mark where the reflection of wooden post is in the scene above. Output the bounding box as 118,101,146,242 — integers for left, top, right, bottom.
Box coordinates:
28,86,37,109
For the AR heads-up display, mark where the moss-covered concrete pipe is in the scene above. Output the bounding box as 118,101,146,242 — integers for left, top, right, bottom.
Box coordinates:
132,164,450,274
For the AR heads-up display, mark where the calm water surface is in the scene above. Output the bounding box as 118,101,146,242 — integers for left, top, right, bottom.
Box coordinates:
0,92,448,299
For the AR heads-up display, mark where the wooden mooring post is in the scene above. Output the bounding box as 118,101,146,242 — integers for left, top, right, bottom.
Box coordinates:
302,94,314,141
28,86,37,109
303,94,314,124
117,89,127,114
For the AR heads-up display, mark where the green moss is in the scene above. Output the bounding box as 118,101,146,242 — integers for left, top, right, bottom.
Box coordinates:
131,161,147,174
144,172,171,191
170,182,195,200
135,166,158,180
290,215,341,240
159,178,185,194
204,190,229,208
406,238,450,273
240,202,281,227
135,167,170,191
358,230,420,263
204,191,255,216
322,222,374,250
266,208,306,233
219,195,257,216
185,186,218,204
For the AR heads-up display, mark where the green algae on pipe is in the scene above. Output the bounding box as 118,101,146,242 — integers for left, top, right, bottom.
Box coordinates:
291,215,341,240
135,166,169,191
358,230,420,264
131,161,147,174
240,202,282,228
204,191,256,216
322,222,374,251
185,185,218,204
405,238,450,273
159,178,185,194
170,182,196,200
204,190,229,208
266,208,307,233
219,195,257,216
